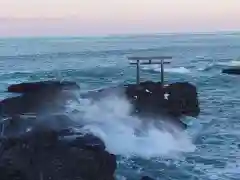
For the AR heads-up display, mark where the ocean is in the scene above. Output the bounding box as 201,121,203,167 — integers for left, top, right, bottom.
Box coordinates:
0,32,240,180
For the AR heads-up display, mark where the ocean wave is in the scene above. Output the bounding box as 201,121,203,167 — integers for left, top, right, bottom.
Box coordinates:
65,93,195,159
142,65,191,74
214,60,240,67
197,63,216,71
197,59,240,72
0,47,167,60
1,44,235,61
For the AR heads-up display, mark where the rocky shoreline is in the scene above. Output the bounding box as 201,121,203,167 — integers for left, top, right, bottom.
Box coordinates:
0,80,200,180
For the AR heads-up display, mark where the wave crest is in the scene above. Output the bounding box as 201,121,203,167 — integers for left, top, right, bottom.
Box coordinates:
66,93,196,159
142,65,191,74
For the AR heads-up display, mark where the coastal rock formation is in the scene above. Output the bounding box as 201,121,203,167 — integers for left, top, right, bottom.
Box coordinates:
0,79,116,180
222,68,240,75
124,81,200,118
7,80,80,93
83,80,200,129
2,80,200,121
0,80,200,179
83,81,200,118
1,81,80,116
0,123,116,180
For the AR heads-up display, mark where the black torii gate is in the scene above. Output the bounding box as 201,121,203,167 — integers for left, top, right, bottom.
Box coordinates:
128,56,172,85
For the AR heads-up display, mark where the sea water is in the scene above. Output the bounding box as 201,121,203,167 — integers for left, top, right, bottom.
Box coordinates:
0,32,240,180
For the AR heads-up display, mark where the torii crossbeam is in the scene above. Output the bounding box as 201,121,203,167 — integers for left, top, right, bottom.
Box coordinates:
128,56,172,85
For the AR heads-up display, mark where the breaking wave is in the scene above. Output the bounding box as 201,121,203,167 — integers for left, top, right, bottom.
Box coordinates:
215,59,240,67
65,93,196,159
197,59,240,72
142,65,191,74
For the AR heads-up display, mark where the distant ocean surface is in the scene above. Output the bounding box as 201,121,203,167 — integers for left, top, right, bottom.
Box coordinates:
1,32,240,180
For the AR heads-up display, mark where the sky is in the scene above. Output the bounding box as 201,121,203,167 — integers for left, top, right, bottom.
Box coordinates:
0,0,239,36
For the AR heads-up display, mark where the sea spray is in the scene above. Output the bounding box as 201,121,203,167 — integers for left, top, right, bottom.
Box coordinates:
66,93,196,159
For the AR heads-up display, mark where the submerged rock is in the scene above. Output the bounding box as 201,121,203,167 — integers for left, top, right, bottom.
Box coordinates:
141,176,155,180
222,68,240,75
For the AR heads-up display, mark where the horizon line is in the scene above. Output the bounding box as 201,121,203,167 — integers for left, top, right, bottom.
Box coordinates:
0,30,239,39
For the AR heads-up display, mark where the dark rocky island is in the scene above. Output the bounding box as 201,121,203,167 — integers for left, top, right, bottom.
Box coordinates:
82,80,200,129
0,80,200,180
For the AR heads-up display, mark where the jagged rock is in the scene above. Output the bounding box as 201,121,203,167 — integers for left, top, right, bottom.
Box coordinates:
7,80,80,93
83,81,199,118
0,127,116,180
222,68,240,75
0,90,64,116
0,113,116,180
82,81,200,129
1,81,79,117
124,81,200,118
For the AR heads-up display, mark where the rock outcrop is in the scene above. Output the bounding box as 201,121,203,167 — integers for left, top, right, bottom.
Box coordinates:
1,80,200,121
124,81,200,118
0,81,117,180
83,81,200,129
0,116,116,180
7,80,80,93
1,81,80,117
0,80,200,179
83,81,200,118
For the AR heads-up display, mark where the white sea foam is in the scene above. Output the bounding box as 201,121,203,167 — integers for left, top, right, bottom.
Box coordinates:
216,60,240,67
66,93,195,159
142,65,191,74
197,62,216,71
230,60,240,66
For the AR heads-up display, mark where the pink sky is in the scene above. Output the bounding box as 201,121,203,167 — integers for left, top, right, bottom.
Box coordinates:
0,0,239,36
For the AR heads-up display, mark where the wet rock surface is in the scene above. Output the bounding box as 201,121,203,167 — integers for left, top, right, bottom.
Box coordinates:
83,80,200,129
83,81,200,118
2,80,200,120
1,81,80,117
124,81,200,118
0,81,116,180
7,80,80,93
0,123,116,180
